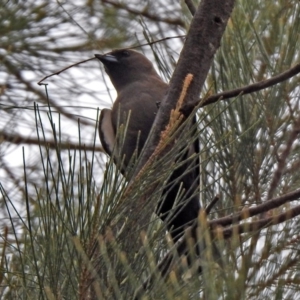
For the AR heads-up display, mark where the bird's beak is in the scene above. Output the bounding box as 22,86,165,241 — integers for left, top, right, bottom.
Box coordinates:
95,53,118,63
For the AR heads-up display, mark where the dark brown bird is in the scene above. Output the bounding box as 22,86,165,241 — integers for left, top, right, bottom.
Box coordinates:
95,49,200,242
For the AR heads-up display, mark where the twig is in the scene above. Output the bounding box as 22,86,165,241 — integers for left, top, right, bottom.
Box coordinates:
220,203,300,238
0,131,103,152
102,0,185,27
37,57,95,85
184,0,196,15
135,188,300,297
205,194,220,214
209,188,300,228
266,116,300,200
2,53,93,126
36,35,186,85
37,48,300,114
181,63,300,114
131,35,186,50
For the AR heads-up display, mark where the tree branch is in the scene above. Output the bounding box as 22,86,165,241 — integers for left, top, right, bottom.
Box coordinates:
209,188,300,228
1,55,93,127
131,0,235,182
266,116,300,200
181,62,300,114
220,203,300,238
205,194,220,214
37,35,187,85
0,131,103,152
101,0,185,27
135,189,300,297
184,0,196,16
37,57,95,86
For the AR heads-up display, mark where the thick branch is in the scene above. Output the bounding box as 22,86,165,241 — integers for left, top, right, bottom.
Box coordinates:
131,0,235,182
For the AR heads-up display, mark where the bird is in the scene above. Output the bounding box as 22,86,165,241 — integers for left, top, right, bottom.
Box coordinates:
95,49,201,243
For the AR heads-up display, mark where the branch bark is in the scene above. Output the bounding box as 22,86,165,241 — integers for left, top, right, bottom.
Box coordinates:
209,188,300,228
131,0,235,182
220,203,300,238
135,188,300,297
181,62,300,114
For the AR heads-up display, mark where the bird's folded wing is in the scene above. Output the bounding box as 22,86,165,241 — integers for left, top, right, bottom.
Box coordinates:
99,108,115,156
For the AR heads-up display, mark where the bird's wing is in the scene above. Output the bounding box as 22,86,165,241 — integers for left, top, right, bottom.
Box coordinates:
99,108,115,157
191,114,200,183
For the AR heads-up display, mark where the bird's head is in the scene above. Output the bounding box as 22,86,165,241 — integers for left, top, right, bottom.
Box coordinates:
95,49,160,92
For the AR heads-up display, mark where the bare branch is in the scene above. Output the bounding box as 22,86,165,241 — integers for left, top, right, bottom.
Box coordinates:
210,188,300,228
37,35,186,85
1,55,93,127
205,194,220,214
181,63,300,114
131,35,186,50
184,0,196,16
0,131,104,152
221,204,300,238
101,0,185,27
37,57,95,85
266,116,300,200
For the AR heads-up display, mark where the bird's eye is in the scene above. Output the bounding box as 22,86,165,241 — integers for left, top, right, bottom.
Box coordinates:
122,50,130,57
